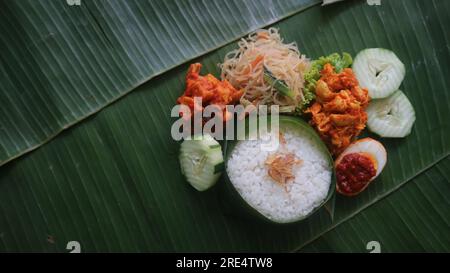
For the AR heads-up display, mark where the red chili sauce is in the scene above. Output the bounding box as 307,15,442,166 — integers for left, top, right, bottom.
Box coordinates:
336,153,377,195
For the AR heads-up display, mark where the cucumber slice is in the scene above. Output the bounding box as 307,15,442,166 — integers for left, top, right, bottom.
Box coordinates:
179,134,224,191
366,90,415,138
353,48,405,99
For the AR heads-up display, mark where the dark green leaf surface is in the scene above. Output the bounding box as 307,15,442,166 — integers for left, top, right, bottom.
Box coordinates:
0,0,319,165
0,0,449,252
300,156,450,253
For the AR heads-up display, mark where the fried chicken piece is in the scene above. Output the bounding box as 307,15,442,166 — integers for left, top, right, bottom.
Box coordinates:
177,63,244,121
315,80,336,102
306,64,370,156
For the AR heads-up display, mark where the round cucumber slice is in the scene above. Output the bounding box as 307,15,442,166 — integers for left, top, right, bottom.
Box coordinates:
353,48,405,99
179,134,224,191
366,90,415,138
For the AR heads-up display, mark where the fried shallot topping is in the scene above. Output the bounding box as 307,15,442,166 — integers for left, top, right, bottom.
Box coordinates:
265,152,302,190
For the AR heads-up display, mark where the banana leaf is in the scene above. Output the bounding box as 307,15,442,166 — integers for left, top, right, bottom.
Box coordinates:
0,0,319,166
0,0,449,252
301,156,450,253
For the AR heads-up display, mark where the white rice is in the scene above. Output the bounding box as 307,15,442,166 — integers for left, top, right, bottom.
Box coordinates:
226,128,332,223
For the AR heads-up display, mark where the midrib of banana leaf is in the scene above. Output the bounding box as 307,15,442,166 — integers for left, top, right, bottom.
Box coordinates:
300,156,449,253
0,0,320,166
0,0,449,252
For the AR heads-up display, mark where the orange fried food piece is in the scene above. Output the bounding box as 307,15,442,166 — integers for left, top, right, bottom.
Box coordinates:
306,63,369,156
177,63,244,121
320,64,359,92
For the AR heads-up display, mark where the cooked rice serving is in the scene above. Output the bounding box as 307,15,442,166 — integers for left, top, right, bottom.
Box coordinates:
226,128,332,223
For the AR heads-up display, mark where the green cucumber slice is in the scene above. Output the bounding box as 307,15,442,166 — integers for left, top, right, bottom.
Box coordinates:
366,90,416,138
353,48,405,99
179,135,224,191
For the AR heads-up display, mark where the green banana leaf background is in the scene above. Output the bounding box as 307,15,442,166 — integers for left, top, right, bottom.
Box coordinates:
0,0,449,252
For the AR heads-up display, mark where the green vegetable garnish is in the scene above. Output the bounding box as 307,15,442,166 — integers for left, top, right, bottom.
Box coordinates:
299,52,353,111
263,67,296,99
